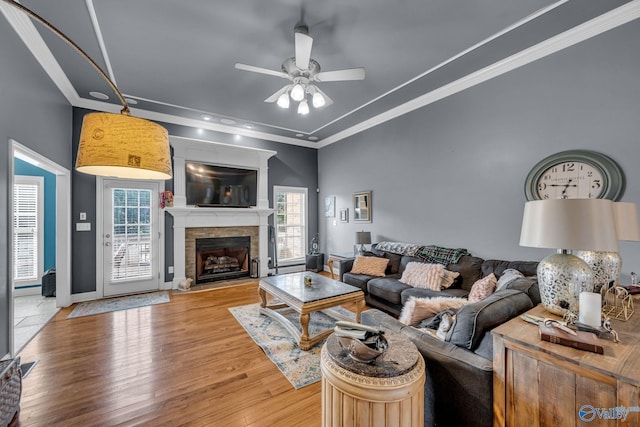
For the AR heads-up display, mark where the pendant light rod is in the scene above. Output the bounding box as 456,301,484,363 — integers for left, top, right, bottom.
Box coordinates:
4,0,130,115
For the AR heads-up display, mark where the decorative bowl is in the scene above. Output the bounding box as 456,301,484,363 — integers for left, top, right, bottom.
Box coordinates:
337,334,388,363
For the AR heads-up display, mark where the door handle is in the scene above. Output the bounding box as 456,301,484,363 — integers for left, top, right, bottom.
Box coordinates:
105,242,111,247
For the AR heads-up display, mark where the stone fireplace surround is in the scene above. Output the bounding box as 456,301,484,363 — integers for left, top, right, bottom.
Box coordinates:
166,136,276,289
188,228,257,283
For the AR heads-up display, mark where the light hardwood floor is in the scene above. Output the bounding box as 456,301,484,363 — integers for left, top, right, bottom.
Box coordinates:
16,279,364,426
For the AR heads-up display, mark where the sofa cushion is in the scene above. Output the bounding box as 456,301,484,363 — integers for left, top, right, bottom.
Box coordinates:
399,296,469,326
468,273,497,303
342,273,374,293
367,278,412,305
445,255,484,291
367,249,402,274
482,260,538,278
400,262,450,290
350,255,389,277
446,289,534,351
496,268,524,291
401,287,469,305
504,276,541,306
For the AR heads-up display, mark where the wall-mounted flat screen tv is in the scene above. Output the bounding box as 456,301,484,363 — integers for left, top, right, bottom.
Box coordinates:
186,162,258,207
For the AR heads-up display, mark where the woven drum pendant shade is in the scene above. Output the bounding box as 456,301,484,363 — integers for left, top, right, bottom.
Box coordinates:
76,112,172,180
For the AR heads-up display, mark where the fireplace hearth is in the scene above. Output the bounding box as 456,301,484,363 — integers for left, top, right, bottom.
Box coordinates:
195,236,250,284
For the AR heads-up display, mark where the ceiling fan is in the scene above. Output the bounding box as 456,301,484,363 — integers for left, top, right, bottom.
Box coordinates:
235,25,365,115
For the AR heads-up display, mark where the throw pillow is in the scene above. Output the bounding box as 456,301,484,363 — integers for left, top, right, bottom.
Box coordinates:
400,262,445,290
350,256,389,277
496,268,525,291
468,273,497,303
399,296,469,326
441,269,461,289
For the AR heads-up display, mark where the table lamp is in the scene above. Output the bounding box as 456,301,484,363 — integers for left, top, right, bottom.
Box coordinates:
355,231,372,255
576,202,640,289
520,199,618,315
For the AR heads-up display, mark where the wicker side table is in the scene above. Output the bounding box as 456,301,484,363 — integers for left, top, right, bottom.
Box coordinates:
0,357,21,427
321,332,425,427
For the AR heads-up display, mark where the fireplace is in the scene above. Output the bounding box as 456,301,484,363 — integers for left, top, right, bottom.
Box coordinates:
195,236,250,284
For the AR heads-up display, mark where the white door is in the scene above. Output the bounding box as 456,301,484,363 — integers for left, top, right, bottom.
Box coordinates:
102,180,161,296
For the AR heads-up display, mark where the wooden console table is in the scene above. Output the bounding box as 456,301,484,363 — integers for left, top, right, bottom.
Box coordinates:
493,302,640,427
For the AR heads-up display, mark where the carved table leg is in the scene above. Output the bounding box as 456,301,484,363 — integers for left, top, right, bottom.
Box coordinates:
258,286,267,308
299,312,311,350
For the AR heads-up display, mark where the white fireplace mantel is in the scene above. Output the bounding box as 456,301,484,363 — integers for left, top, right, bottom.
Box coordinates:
166,136,277,287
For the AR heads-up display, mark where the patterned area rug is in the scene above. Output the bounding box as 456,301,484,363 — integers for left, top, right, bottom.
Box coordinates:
229,303,353,389
67,291,171,319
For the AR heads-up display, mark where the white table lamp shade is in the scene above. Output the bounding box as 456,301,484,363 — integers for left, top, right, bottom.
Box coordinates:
520,199,618,252
613,202,640,241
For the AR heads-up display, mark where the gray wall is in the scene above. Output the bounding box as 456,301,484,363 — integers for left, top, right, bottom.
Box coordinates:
71,108,319,292
318,20,640,283
1,22,72,356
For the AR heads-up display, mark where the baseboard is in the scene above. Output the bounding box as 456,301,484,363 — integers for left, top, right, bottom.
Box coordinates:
273,264,305,274
13,287,41,297
71,291,98,303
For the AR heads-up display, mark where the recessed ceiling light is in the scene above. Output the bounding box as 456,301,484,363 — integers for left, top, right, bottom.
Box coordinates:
89,91,109,100
243,123,253,129
220,118,236,125
296,134,304,137
124,98,138,105
201,114,213,121
308,136,319,141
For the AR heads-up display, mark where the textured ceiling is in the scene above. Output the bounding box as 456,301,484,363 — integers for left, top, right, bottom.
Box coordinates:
3,0,636,146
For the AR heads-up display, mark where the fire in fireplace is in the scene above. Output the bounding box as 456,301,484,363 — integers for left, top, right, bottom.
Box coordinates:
195,236,250,284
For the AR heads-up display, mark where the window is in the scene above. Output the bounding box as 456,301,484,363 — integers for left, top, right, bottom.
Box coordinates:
274,186,308,265
13,175,44,286
111,188,153,281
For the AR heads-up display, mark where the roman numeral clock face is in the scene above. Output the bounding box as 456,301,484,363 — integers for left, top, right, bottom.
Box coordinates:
537,162,603,199
524,150,624,201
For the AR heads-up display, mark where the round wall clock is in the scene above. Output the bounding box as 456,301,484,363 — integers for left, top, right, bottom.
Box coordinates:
524,150,624,201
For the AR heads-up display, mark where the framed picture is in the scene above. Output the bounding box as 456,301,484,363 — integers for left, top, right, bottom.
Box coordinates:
339,208,349,223
353,191,371,223
325,196,336,217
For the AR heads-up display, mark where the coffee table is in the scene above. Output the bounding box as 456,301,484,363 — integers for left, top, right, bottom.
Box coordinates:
258,271,365,350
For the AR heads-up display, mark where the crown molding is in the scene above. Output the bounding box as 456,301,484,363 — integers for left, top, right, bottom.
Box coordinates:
4,0,640,151
0,1,81,105
318,0,640,148
73,97,318,148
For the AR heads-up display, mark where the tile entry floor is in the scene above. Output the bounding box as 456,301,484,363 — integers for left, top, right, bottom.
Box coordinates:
14,295,59,354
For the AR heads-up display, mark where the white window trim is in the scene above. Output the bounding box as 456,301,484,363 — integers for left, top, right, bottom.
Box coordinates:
13,175,45,287
273,185,308,266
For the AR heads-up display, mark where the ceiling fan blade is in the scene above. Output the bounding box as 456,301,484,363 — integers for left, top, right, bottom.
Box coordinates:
315,68,365,82
294,27,313,70
314,87,334,107
235,63,290,79
264,85,291,103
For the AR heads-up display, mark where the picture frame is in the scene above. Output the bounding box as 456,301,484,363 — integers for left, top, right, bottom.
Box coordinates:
353,191,372,223
325,196,336,217
339,208,349,223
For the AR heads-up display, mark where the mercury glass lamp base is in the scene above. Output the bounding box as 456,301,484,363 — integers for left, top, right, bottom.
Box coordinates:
537,252,595,315
575,250,621,290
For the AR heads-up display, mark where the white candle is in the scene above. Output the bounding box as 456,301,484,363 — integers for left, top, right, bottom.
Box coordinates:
579,292,602,327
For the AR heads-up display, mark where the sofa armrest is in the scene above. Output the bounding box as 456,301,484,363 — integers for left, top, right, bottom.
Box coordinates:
362,309,494,427
338,258,355,281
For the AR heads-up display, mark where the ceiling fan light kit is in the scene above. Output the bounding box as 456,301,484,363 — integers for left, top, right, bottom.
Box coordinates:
235,24,365,116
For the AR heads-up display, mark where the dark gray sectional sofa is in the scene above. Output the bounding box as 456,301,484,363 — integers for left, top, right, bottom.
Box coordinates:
339,246,540,427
